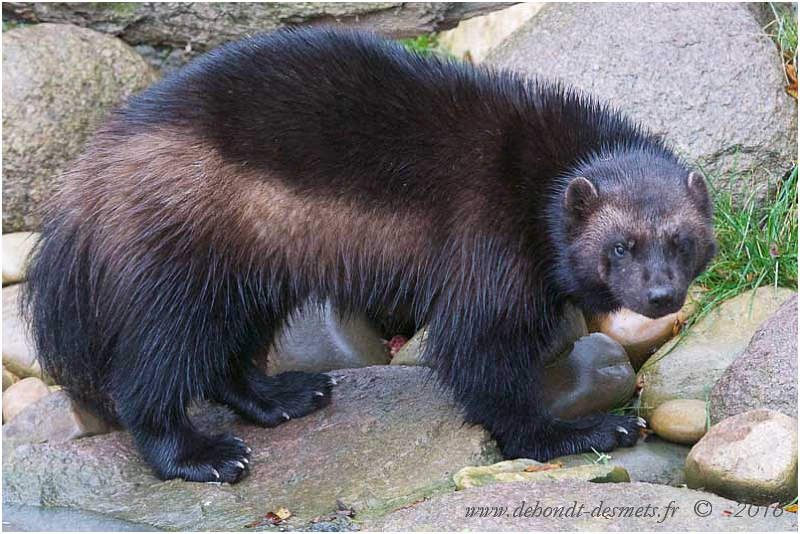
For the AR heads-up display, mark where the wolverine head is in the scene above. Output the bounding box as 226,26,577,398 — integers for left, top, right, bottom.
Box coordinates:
558,150,717,319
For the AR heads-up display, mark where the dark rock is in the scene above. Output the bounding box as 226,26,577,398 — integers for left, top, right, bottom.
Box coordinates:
543,333,636,420
710,295,797,423
2,366,501,530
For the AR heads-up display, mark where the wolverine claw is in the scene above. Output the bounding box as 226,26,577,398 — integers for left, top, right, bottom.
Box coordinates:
328,377,338,386
616,425,629,435
241,457,249,464
233,437,244,443
245,447,252,454
233,461,246,470
211,468,220,479
314,391,324,397
282,411,291,420
637,417,647,428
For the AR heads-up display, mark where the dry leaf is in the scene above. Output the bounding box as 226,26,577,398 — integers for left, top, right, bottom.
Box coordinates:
274,507,292,520
785,504,798,513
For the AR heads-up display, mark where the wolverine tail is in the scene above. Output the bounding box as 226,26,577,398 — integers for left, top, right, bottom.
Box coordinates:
22,214,119,424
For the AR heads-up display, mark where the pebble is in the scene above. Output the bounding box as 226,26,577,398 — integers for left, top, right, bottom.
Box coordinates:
3,377,50,423
2,232,39,284
649,399,708,445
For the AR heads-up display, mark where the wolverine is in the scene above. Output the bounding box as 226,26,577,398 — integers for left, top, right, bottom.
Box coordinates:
25,27,716,484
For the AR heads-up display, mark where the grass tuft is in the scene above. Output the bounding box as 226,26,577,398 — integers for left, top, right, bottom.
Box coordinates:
685,165,798,330
399,34,440,56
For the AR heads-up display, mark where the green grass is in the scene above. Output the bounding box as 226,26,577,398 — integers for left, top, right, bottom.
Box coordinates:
684,165,798,330
399,34,440,56
768,3,797,64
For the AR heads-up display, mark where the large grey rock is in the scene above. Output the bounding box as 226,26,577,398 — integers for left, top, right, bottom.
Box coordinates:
554,436,691,487
638,287,795,418
686,409,797,506
2,367,501,530
2,24,157,232
367,480,797,531
487,3,796,199
710,295,797,423
4,3,511,69
264,300,390,374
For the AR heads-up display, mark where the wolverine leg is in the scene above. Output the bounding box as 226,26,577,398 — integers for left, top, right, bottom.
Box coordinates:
214,297,334,426
216,363,334,426
428,311,641,461
109,261,261,483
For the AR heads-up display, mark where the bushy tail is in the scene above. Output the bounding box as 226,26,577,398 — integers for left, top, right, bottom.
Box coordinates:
22,215,119,424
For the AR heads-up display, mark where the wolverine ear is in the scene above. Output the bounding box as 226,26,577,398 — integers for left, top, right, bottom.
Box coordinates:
564,177,599,220
686,171,712,217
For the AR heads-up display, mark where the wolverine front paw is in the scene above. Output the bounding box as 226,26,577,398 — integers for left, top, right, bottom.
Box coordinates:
501,413,644,462
146,432,252,484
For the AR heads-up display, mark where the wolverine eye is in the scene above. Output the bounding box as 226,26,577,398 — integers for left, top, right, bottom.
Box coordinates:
613,243,627,257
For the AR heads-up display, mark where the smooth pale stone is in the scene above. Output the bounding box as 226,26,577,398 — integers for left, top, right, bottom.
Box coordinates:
2,284,45,380
685,409,798,506
650,399,708,445
2,232,39,284
2,377,50,423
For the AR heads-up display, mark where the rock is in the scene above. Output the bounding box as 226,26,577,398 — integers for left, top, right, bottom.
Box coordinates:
367,480,797,531
2,377,49,423
4,3,512,70
393,328,632,419
2,232,38,284
264,300,390,374
588,308,682,370
3,390,114,445
685,409,797,506
710,295,797,423
391,327,428,366
543,333,635,420
650,399,708,445
2,284,44,380
438,3,544,62
453,458,629,490
3,367,20,391
638,287,795,418
2,367,502,530
554,436,691,486
2,24,157,232
486,3,796,200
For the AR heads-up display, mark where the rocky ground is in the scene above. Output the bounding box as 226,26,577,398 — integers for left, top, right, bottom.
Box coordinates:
2,2,798,531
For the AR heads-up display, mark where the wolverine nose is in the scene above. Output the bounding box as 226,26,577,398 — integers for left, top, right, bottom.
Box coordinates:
647,286,676,308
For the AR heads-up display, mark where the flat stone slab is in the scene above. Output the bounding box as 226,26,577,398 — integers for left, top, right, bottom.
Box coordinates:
368,480,798,531
2,366,501,530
